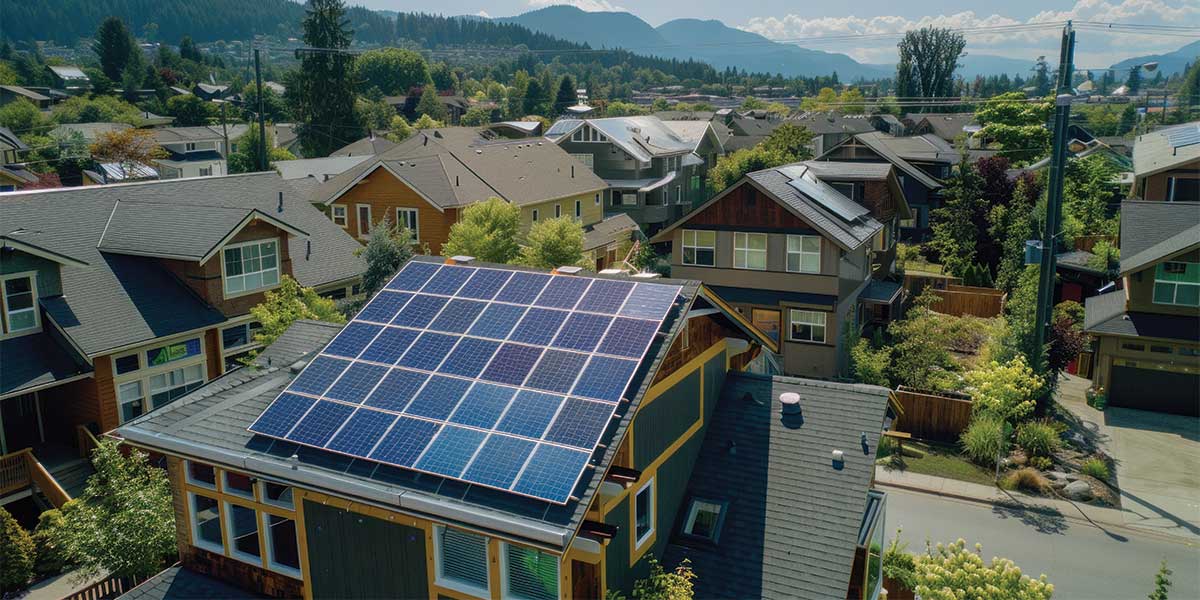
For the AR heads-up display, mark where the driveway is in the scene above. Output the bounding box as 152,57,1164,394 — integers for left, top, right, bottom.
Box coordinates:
1058,374,1200,539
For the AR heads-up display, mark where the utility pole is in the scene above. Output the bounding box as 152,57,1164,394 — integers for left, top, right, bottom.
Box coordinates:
1032,21,1075,412
254,47,267,172
220,101,229,160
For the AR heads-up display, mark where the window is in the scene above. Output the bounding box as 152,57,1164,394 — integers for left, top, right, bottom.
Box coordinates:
223,239,280,296
2,274,38,335
1150,345,1172,354
751,308,781,343
146,337,201,367
1153,262,1199,306
331,205,347,227
356,204,372,237
199,166,213,177
1121,343,1146,352
786,235,821,273
690,175,701,192
555,204,562,218
675,185,683,204
190,493,223,553
187,461,217,488
733,232,767,270
263,514,301,575
570,153,594,168
149,363,204,409
222,322,261,353
681,230,715,267
1167,177,1199,202
788,309,827,343
224,471,255,499
396,208,419,243
595,193,601,206
502,543,559,600
118,381,145,423
114,354,140,375
574,200,581,219
634,478,655,550
829,181,857,200
225,503,261,563
621,192,637,206
531,209,539,222
681,499,726,543
185,142,197,152
261,481,294,509
435,526,490,596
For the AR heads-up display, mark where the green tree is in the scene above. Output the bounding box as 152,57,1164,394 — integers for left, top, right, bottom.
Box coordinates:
976,92,1053,163
52,95,143,125
53,440,175,580
706,146,788,193
1117,104,1139,134
89,129,167,180
361,214,414,297
759,123,814,162
165,94,211,126
650,96,670,112
913,539,1053,600
519,217,585,269
1062,154,1120,239
229,125,296,174
522,78,546,116
895,27,966,100
994,176,1041,294
850,338,891,387
554,75,577,115
604,101,648,117
459,106,492,126
249,275,345,351
1178,61,1199,120
1003,265,1042,373
178,36,202,62
1032,56,1051,96
886,291,960,391
443,198,522,264
240,81,291,123
356,97,394,131
0,507,34,592
415,84,448,121
930,155,984,277
0,98,48,134
1126,67,1142,95
385,115,414,142
741,96,767,110
631,556,695,600
92,17,139,81
286,0,362,157
355,48,430,96
412,114,443,129
963,355,1041,423
1149,559,1172,600
837,87,866,113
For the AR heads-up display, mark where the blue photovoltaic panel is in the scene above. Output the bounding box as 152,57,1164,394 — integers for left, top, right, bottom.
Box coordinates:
428,299,487,333
386,261,439,291
495,271,551,304
551,312,612,352
358,291,412,323
535,276,592,309
250,260,683,504
576,279,634,314
468,303,527,340
421,265,474,295
544,398,613,449
457,268,513,300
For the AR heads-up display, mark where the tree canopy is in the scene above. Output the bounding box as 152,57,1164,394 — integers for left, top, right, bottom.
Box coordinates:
285,0,362,157
355,48,431,96
895,27,966,100
443,198,523,264
249,275,345,353
519,217,586,269
361,214,414,297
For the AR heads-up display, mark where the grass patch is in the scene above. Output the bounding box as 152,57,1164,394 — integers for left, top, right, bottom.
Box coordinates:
882,440,997,487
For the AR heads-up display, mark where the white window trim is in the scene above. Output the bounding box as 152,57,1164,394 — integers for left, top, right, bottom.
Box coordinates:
331,205,348,227
634,477,655,551
117,380,145,424
733,232,768,271
396,207,420,244
223,501,262,565
1,271,40,338
184,459,218,489
223,470,256,500
221,237,282,299
1153,261,1200,306
621,192,638,206
681,229,715,267
356,203,372,239
114,334,208,424
500,542,560,600
433,525,491,598
681,498,725,542
262,512,302,578
788,309,828,344
258,480,295,510
188,492,224,554
554,204,562,218
594,193,601,206
675,184,684,204
786,235,822,274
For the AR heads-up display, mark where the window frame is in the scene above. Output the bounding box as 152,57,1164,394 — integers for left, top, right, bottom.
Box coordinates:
633,477,656,551
681,229,716,267
574,199,582,220
117,380,146,423
1166,176,1199,202
1,271,40,337
262,512,302,577
1152,261,1200,307
531,209,539,222
732,232,768,271
223,470,256,500
396,207,420,244
433,525,492,598
221,238,281,298
554,204,562,218
788,309,828,344
331,205,347,227
679,497,728,544
259,480,294,509
356,204,372,239
500,542,560,600
620,192,638,206
114,334,208,424
188,492,225,554
785,235,822,274
674,184,684,204
223,501,263,565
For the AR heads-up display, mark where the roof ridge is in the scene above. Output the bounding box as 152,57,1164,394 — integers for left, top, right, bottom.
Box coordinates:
0,171,276,197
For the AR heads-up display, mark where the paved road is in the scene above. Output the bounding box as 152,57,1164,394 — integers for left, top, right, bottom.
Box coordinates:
885,487,1200,600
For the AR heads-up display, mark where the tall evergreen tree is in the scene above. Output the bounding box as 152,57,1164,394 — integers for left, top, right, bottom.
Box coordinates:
286,0,362,157
1126,66,1142,95
178,35,201,62
929,155,984,278
415,85,447,121
92,17,138,81
895,27,965,103
554,75,576,115
1032,56,1051,97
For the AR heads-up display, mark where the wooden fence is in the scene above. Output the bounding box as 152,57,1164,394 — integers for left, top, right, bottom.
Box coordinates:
929,284,1006,318
63,575,134,600
902,271,962,298
890,387,973,442
1074,235,1117,253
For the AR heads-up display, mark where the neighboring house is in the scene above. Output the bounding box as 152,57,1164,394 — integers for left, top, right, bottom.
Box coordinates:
313,127,608,253
0,126,30,165
192,83,230,101
711,114,784,153
273,155,374,204
387,94,472,125
546,116,713,234
114,254,887,600
1131,122,1200,202
0,173,363,472
274,123,302,158
1084,200,1200,416
904,112,977,143
152,126,237,179
82,160,160,185
819,132,957,241
0,165,39,192
584,213,642,272
790,112,876,157
0,84,52,109
49,122,132,143
650,163,894,379
564,103,596,117
484,120,545,138
330,134,397,157
46,65,91,94
869,113,904,137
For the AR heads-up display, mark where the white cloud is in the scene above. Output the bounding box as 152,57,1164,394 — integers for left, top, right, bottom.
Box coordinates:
740,0,1199,65
525,0,626,13
476,10,491,18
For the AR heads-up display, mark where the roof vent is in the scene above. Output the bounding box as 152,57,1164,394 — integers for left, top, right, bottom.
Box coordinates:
780,392,801,415
555,265,584,275
305,239,311,260
631,272,661,279
598,268,625,275
476,149,482,154
289,360,307,374
832,449,845,469
277,191,283,212
450,255,475,264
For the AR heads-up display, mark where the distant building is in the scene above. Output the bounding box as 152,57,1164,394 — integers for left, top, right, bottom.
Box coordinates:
45,65,91,94
1131,122,1200,202
151,126,242,179
0,85,52,109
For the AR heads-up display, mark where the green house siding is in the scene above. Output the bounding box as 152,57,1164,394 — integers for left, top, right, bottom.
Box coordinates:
0,250,62,298
303,500,429,600
632,369,701,468
605,495,631,593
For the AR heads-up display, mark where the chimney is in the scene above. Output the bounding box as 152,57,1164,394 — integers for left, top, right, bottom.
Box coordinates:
780,392,801,415
277,191,283,212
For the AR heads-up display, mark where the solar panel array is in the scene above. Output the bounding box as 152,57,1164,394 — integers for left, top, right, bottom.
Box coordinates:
249,261,681,504
1166,123,1200,150
780,165,871,223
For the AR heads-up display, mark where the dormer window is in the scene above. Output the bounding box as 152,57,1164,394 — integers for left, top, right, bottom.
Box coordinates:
1,272,39,336
223,239,280,297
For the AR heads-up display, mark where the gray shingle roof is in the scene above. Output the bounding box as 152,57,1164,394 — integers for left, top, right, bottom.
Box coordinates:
583,213,640,251
330,135,398,157
664,373,890,600
273,155,371,181
1084,290,1200,342
1119,200,1200,275
0,331,91,398
837,132,947,190
790,112,877,136
1133,122,1200,177
745,167,883,250
800,160,892,181
117,566,262,600
550,117,695,162
906,112,977,141
151,127,226,144
1,173,362,356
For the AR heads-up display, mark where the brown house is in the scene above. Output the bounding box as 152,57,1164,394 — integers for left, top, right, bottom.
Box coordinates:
0,173,363,502
313,127,608,254
1131,123,1200,202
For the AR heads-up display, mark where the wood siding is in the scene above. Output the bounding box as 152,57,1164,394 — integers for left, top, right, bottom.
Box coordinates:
1125,249,1200,316
331,167,456,254
1139,159,1200,201
521,190,605,231
689,183,811,230
303,500,429,600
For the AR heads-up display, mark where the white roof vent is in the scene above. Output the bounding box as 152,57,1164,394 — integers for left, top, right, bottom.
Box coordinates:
450,255,475,264
631,272,661,279
598,268,626,275
780,392,801,415
555,266,583,275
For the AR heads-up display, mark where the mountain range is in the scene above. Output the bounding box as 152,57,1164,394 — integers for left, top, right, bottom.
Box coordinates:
1109,40,1200,77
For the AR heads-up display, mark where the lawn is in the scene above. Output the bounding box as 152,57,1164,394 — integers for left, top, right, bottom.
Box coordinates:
879,439,997,487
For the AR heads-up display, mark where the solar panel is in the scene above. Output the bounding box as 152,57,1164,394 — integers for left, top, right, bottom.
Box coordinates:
1166,124,1200,149
249,261,682,504
780,165,871,223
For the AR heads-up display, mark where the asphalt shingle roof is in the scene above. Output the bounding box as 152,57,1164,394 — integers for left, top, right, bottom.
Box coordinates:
905,112,977,142
664,373,890,600
0,331,91,397
835,132,948,190
790,112,876,136
583,213,640,252
1119,200,1200,275
1084,290,1200,342
1133,122,1200,177
117,566,262,600
745,167,883,250
331,135,398,157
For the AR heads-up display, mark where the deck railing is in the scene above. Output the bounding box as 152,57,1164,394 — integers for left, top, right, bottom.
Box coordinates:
76,424,101,459
0,448,71,508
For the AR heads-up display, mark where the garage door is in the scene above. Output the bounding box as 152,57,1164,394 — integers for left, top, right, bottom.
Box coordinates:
1109,366,1200,417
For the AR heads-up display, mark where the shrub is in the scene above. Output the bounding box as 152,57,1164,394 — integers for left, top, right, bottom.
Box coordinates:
632,556,695,600
913,539,1053,600
960,416,1010,467
882,529,917,590
1003,467,1049,493
1080,457,1110,481
1016,421,1062,459
1030,456,1053,471
964,355,1041,423
0,506,35,592
32,505,74,577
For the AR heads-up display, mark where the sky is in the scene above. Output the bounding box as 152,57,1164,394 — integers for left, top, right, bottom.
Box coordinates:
349,0,1200,66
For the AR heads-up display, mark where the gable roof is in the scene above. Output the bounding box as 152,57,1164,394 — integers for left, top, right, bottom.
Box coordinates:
0,173,363,356
47,65,88,81
823,132,947,190
1119,200,1200,274
790,112,876,136
273,155,372,181
583,213,640,252
664,373,890,600
906,112,977,141
1084,290,1200,342
97,201,307,263
547,117,695,162
661,120,724,155
152,126,227,144
0,85,51,102
1133,122,1200,178
331,135,398,157
316,128,606,208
